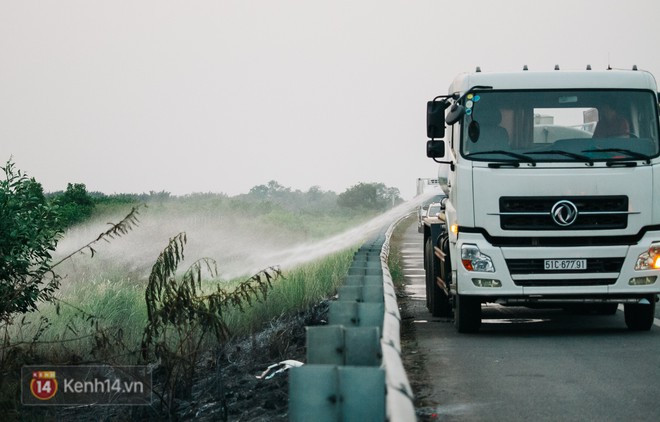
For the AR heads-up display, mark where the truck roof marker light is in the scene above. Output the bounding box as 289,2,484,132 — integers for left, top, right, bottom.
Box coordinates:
554,64,560,70
586,64,592,70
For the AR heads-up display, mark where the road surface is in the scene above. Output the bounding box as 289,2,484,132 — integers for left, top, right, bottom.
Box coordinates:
397,220,660,422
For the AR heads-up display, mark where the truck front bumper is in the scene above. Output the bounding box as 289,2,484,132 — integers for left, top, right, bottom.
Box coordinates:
453,231,660,299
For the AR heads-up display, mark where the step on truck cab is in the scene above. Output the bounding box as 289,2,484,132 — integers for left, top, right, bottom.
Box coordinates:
423,65,660,333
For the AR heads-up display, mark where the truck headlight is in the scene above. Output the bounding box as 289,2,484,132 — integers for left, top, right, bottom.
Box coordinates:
461,244,495,272
634,242,660,271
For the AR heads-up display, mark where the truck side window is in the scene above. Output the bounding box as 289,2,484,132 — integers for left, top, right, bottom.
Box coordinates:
466,108,510,152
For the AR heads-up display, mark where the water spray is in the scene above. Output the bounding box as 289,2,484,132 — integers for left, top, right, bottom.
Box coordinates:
53,192,441,284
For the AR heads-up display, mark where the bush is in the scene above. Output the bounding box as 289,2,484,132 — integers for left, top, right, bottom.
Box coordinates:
0,160,64,320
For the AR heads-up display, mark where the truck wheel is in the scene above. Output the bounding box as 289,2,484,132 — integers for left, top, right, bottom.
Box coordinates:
624,298,656,331
425,238,450,317
455,294,481,333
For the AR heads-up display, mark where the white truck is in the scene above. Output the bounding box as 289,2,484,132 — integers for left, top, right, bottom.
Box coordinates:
423,66,660,332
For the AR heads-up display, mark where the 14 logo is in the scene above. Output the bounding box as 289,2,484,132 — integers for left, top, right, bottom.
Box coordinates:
30,371,58,400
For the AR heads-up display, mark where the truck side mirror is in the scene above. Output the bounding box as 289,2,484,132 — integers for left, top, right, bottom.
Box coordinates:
426,140,445,159
427,99,449,139
445,103,465,125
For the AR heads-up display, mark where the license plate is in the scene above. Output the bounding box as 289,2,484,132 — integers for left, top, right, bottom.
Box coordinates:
544,259,587,270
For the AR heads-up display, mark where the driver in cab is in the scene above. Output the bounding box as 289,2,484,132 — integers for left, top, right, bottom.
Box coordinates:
592,103,630,138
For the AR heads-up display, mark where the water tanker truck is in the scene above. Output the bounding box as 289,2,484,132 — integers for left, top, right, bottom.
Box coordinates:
423,65,660,332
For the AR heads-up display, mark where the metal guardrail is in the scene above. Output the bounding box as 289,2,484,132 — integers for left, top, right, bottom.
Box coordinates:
289,219,416,421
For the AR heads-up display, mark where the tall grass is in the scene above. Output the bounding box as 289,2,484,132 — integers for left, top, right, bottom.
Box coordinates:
6,275,147,364
5,247,356,364
222,248,356,335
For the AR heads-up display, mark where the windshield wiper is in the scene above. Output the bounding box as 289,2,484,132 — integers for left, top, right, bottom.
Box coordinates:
581,148,651,164
465,150,537,165
526,150,594,166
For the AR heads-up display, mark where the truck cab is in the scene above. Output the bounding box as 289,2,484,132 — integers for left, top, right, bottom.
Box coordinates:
424,66,660,332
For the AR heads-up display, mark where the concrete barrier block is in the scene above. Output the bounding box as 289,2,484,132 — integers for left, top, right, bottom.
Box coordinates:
344,326,381,366
289,365,339,422
328,301,359,326
339,366,385,422
306,325,344,365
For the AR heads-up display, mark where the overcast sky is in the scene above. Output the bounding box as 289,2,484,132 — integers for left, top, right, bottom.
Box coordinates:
2,0,659,199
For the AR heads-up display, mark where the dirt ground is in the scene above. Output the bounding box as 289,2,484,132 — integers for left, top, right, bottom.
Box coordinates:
19,301,326,422
214,293,435,422
17,295,437,422
16,241,434,421
398,292,441,422
214,293,436,422
172,295,432,422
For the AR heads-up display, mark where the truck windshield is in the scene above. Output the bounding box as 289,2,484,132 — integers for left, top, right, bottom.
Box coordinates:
461,90,660,163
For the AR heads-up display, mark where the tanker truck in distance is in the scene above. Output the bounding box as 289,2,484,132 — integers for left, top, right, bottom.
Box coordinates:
422,66,660,333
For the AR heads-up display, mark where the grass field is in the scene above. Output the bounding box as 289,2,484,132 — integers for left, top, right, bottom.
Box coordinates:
4,197,374,364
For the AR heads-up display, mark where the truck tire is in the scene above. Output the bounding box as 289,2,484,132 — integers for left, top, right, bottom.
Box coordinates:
425,237,450,317
455,294,481,333
624,299,656,331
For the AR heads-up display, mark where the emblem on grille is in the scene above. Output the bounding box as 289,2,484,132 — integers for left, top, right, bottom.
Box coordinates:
551,200,579,226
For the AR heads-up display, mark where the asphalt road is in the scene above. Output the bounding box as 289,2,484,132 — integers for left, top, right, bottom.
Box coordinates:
398,220,660,422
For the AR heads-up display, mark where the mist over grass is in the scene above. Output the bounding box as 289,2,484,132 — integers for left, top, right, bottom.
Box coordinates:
50,190,439,303
53,196,373,285
8,192,433,362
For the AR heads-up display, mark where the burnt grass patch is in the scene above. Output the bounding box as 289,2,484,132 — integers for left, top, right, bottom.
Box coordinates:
13,300,329,422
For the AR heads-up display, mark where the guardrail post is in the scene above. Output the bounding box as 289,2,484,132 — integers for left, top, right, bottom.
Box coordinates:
288,224,416,421
289,365,385,422
306,325,381,366
306,325,344,365
328,301,384,328
289,365,339,422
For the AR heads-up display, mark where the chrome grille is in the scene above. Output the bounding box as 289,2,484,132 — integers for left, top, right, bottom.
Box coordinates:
499,196,629,230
